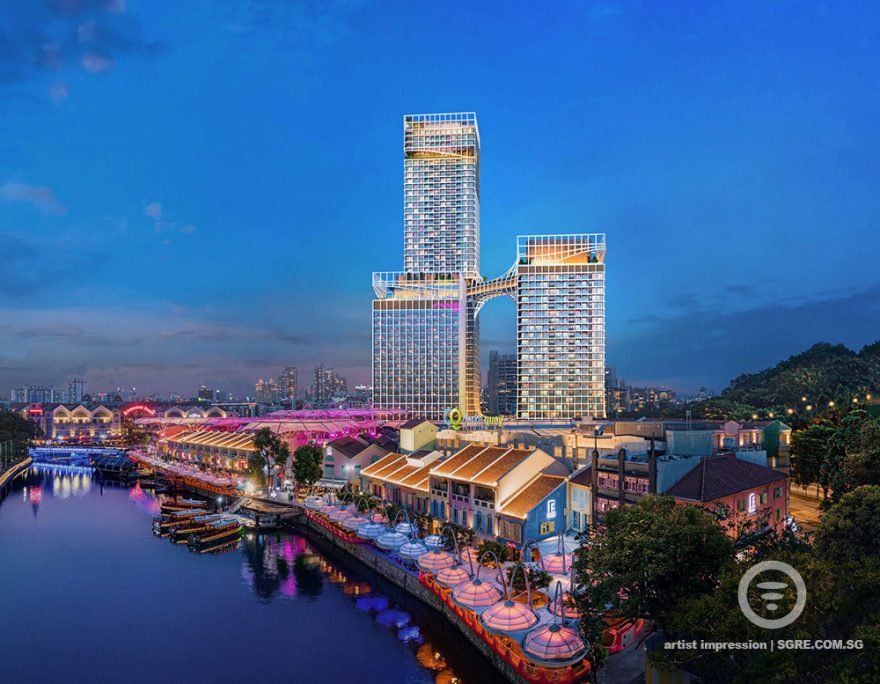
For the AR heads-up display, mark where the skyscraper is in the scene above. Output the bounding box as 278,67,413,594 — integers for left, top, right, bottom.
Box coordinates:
403,113,480,277
280,366,298,400
372,113,606,420
516,235,605,419
310,363,347,405
487,351,517,415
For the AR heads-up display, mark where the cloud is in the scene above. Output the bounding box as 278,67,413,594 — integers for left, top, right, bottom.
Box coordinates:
0,233,105,298
144,201,162,219
82,52,115,73
49,82,70,101
609,284,880,392
0,182,67,215
0,2,164,92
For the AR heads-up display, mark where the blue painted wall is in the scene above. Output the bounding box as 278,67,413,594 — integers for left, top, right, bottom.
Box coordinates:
521,481,568,542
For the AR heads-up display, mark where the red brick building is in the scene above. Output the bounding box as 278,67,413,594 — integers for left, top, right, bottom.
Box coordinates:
666,453,789,538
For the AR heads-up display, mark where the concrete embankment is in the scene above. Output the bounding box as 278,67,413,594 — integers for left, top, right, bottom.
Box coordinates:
0,457,32,491
287,511,527,683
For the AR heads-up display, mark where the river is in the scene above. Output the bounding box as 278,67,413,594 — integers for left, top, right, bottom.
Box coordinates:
0,466,504,683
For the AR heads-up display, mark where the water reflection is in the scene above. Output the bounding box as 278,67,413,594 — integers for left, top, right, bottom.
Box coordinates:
1,470,488,684
238,532,469,683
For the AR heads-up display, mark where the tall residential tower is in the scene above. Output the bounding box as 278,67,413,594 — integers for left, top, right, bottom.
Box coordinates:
372,113,605,420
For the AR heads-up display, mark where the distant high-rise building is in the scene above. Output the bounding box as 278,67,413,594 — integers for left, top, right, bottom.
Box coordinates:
197,385,215,403
487,351,517,415
255,378,280,404
280,367,298,400
67,378,86,403
309,363,347,405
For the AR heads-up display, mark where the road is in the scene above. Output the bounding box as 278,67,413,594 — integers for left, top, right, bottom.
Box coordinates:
789,488,823,531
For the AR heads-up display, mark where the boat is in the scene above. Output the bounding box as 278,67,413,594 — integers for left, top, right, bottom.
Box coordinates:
197,538,241,555
160,497,205,514
151,508,209,536
168,514,223,544
187,518,242,551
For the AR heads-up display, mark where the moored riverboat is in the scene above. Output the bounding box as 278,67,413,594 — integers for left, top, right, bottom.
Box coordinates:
160,497,205,514
169,514,223,544
187,518,242,551
151,508,209,536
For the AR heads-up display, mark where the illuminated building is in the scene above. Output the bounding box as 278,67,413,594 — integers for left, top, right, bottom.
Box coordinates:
280,366,298,400
403,112,480,277
372,113,606,420
516,234,605,420
487,351,517,416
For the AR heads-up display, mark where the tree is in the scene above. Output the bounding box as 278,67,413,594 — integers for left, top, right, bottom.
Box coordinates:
791,422,836,492
843,420,880,491
505,563,551,594
0,410,38,466
477,538,509,565
251,427,290,490
824,410,870,505
814,485,880,564
574,495,732,632
291,445,323,493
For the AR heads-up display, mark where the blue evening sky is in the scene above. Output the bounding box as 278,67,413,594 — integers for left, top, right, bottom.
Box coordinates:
1,1,878,398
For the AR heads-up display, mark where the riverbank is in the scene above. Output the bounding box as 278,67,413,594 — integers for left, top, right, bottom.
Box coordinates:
0,456,32,491
290,506,593,684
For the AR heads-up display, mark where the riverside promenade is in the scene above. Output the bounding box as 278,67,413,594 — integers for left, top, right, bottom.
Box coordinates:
0,456,32,493
281,500,597,684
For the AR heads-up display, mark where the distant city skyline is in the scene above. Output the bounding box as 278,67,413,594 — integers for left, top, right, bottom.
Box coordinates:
1,2,878,398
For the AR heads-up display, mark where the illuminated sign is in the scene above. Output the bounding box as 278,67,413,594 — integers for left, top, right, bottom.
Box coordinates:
28,407,44,416
122,404,157,418
444,407,505,431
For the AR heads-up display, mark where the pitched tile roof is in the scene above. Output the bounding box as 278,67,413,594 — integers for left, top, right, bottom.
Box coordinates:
395,463,434,492
430,444,486,476
471,448,533,486
400,419,434,430
452,447,509,480
326,436,368,459
569,465,592,488
499,474,566,520
361,452,407,478
666,453,789,502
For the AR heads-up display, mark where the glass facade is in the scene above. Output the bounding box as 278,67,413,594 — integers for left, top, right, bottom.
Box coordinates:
373,113,606,420
403,113,480,277
372,272,466,419
517,235,606,419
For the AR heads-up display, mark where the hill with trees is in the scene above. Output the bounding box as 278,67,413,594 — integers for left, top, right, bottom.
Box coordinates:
689,340,880,421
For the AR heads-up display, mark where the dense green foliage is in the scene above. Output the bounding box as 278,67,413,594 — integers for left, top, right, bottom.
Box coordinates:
291,444,323,492
574,496,733,631
722,341,880,409
791,410,880,505
476,538,509,565
575,488,880,683
505,562,551,593
248,427,290,488
653,487,880,683
0,409,38,461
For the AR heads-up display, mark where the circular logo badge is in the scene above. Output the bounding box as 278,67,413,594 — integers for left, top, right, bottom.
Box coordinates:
444,407,462,431
738,560,806,629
